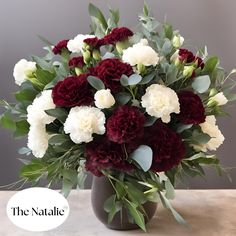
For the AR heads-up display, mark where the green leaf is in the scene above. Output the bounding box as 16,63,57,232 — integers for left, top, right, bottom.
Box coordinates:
20,161,45,180
128,74,142,85
159,192,187,225
166,64,179,85
49,134,71,145
192,131,211,144
125,200,146,232
45,108,68,123
162,39,172,56
165,179,175,199
14,120,29,138
125,182,146,205
87,76,105,90
143,2,149,16
15,89,38,102
202,56,219,73
115,92,131,105
130,145,153,172
63,169,78,185
61,178,73,198
36,69,55,86
186,152,206,161
18,147,31,155
176,124,193,133
140,71,156,85
192,75,211,93
163,24,173,40
104,194,122,224
32,55,52,72
89,3,108,30
37,35,54,47
120,75,129,86
144,116,157,127
0,114,16,130
77,171,87,189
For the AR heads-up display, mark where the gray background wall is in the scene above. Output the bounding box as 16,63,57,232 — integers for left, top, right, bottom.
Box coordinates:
0,0,235,189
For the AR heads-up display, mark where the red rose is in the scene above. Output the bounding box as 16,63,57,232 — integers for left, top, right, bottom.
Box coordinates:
83,37,105,49
52,74,93,107
85,138,134,176
178,90,206,124
68,56,85,68
52,40,69,55
103,27,133,45
92,58,133,92
144,121,186,172
178,49,195,63
106,105,145,144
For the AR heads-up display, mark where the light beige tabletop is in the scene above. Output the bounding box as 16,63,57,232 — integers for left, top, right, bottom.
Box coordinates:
0,190,236,236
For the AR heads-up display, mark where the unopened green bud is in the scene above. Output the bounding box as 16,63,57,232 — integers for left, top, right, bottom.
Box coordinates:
75,67,83,76
92,49,101,61
183,65,195,78
137,64,146,75
116,40,129,54
209,88,218,97
172,35,184,48
207,99,218,107
83,50,91,64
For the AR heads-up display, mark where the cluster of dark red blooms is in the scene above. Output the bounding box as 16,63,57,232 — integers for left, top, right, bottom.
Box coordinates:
51,28,206,176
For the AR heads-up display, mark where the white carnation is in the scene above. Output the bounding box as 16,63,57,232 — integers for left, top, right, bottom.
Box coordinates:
67,34,95,53
64,106,106,144
27,124,50,158
27,90,56,125
211,92,228,106
122,39,159,66
172,35,184,48
94,89,115,109
13,59,36,86
194,115,225,152
141,84,180,123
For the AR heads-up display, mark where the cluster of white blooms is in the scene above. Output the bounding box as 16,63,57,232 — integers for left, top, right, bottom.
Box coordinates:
64,106,106,144
172,35,184,48
211,92,228,106
122,39,159,66
194,115,225,152
67,34,95,53
141,84,180,123
94,89,115,109
13,59,36,86
27,90,55,158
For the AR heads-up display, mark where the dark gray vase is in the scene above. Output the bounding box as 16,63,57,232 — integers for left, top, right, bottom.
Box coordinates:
91,176,157,230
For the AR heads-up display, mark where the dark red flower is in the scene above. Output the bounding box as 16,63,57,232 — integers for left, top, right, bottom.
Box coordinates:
103,27,133,45
144,121,186,172
92,58,133,92
178,49,195,63
52,40,69,55
195,57,205,69
83,37,105,49
68,56,85,68
178,90,206,124
52,74,93,107
85,138,134,176
106,105,145,144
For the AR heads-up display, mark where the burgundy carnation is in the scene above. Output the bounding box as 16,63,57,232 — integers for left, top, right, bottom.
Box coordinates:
85,138,134,176
69,56,85,68
178,48,195,63
52,74,93,107
83,37,105,49
103,27,133,45
144,121,186,172
106,105,145,144
52,40,69,55
178,90,206,124
92,58,133,92
195,57,205,69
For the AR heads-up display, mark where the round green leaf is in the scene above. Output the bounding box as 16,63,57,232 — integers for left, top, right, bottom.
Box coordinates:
192,75,211,93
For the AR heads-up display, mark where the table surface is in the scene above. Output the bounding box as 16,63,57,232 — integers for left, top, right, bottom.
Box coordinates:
0,190,236,236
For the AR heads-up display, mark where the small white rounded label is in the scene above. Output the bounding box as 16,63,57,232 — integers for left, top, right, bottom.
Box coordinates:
6,187,70,232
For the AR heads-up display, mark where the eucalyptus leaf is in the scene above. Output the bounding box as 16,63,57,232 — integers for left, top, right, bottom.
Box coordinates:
202,56,219,73
49,134,71,145
128,74,142,86
89,3,108,30
192,75,211,93
144,116,157,127
115,92,131,105
130,145,153,172
120,74,129,86
140,71,156,85
45,108,68,123
176,124,193,133
87,76,105,90
165,179,175,199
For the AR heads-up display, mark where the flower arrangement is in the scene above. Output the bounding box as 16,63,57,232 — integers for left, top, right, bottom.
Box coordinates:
1,3,235,231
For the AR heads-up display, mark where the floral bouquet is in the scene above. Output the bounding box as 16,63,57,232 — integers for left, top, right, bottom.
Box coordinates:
1,3,235,231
